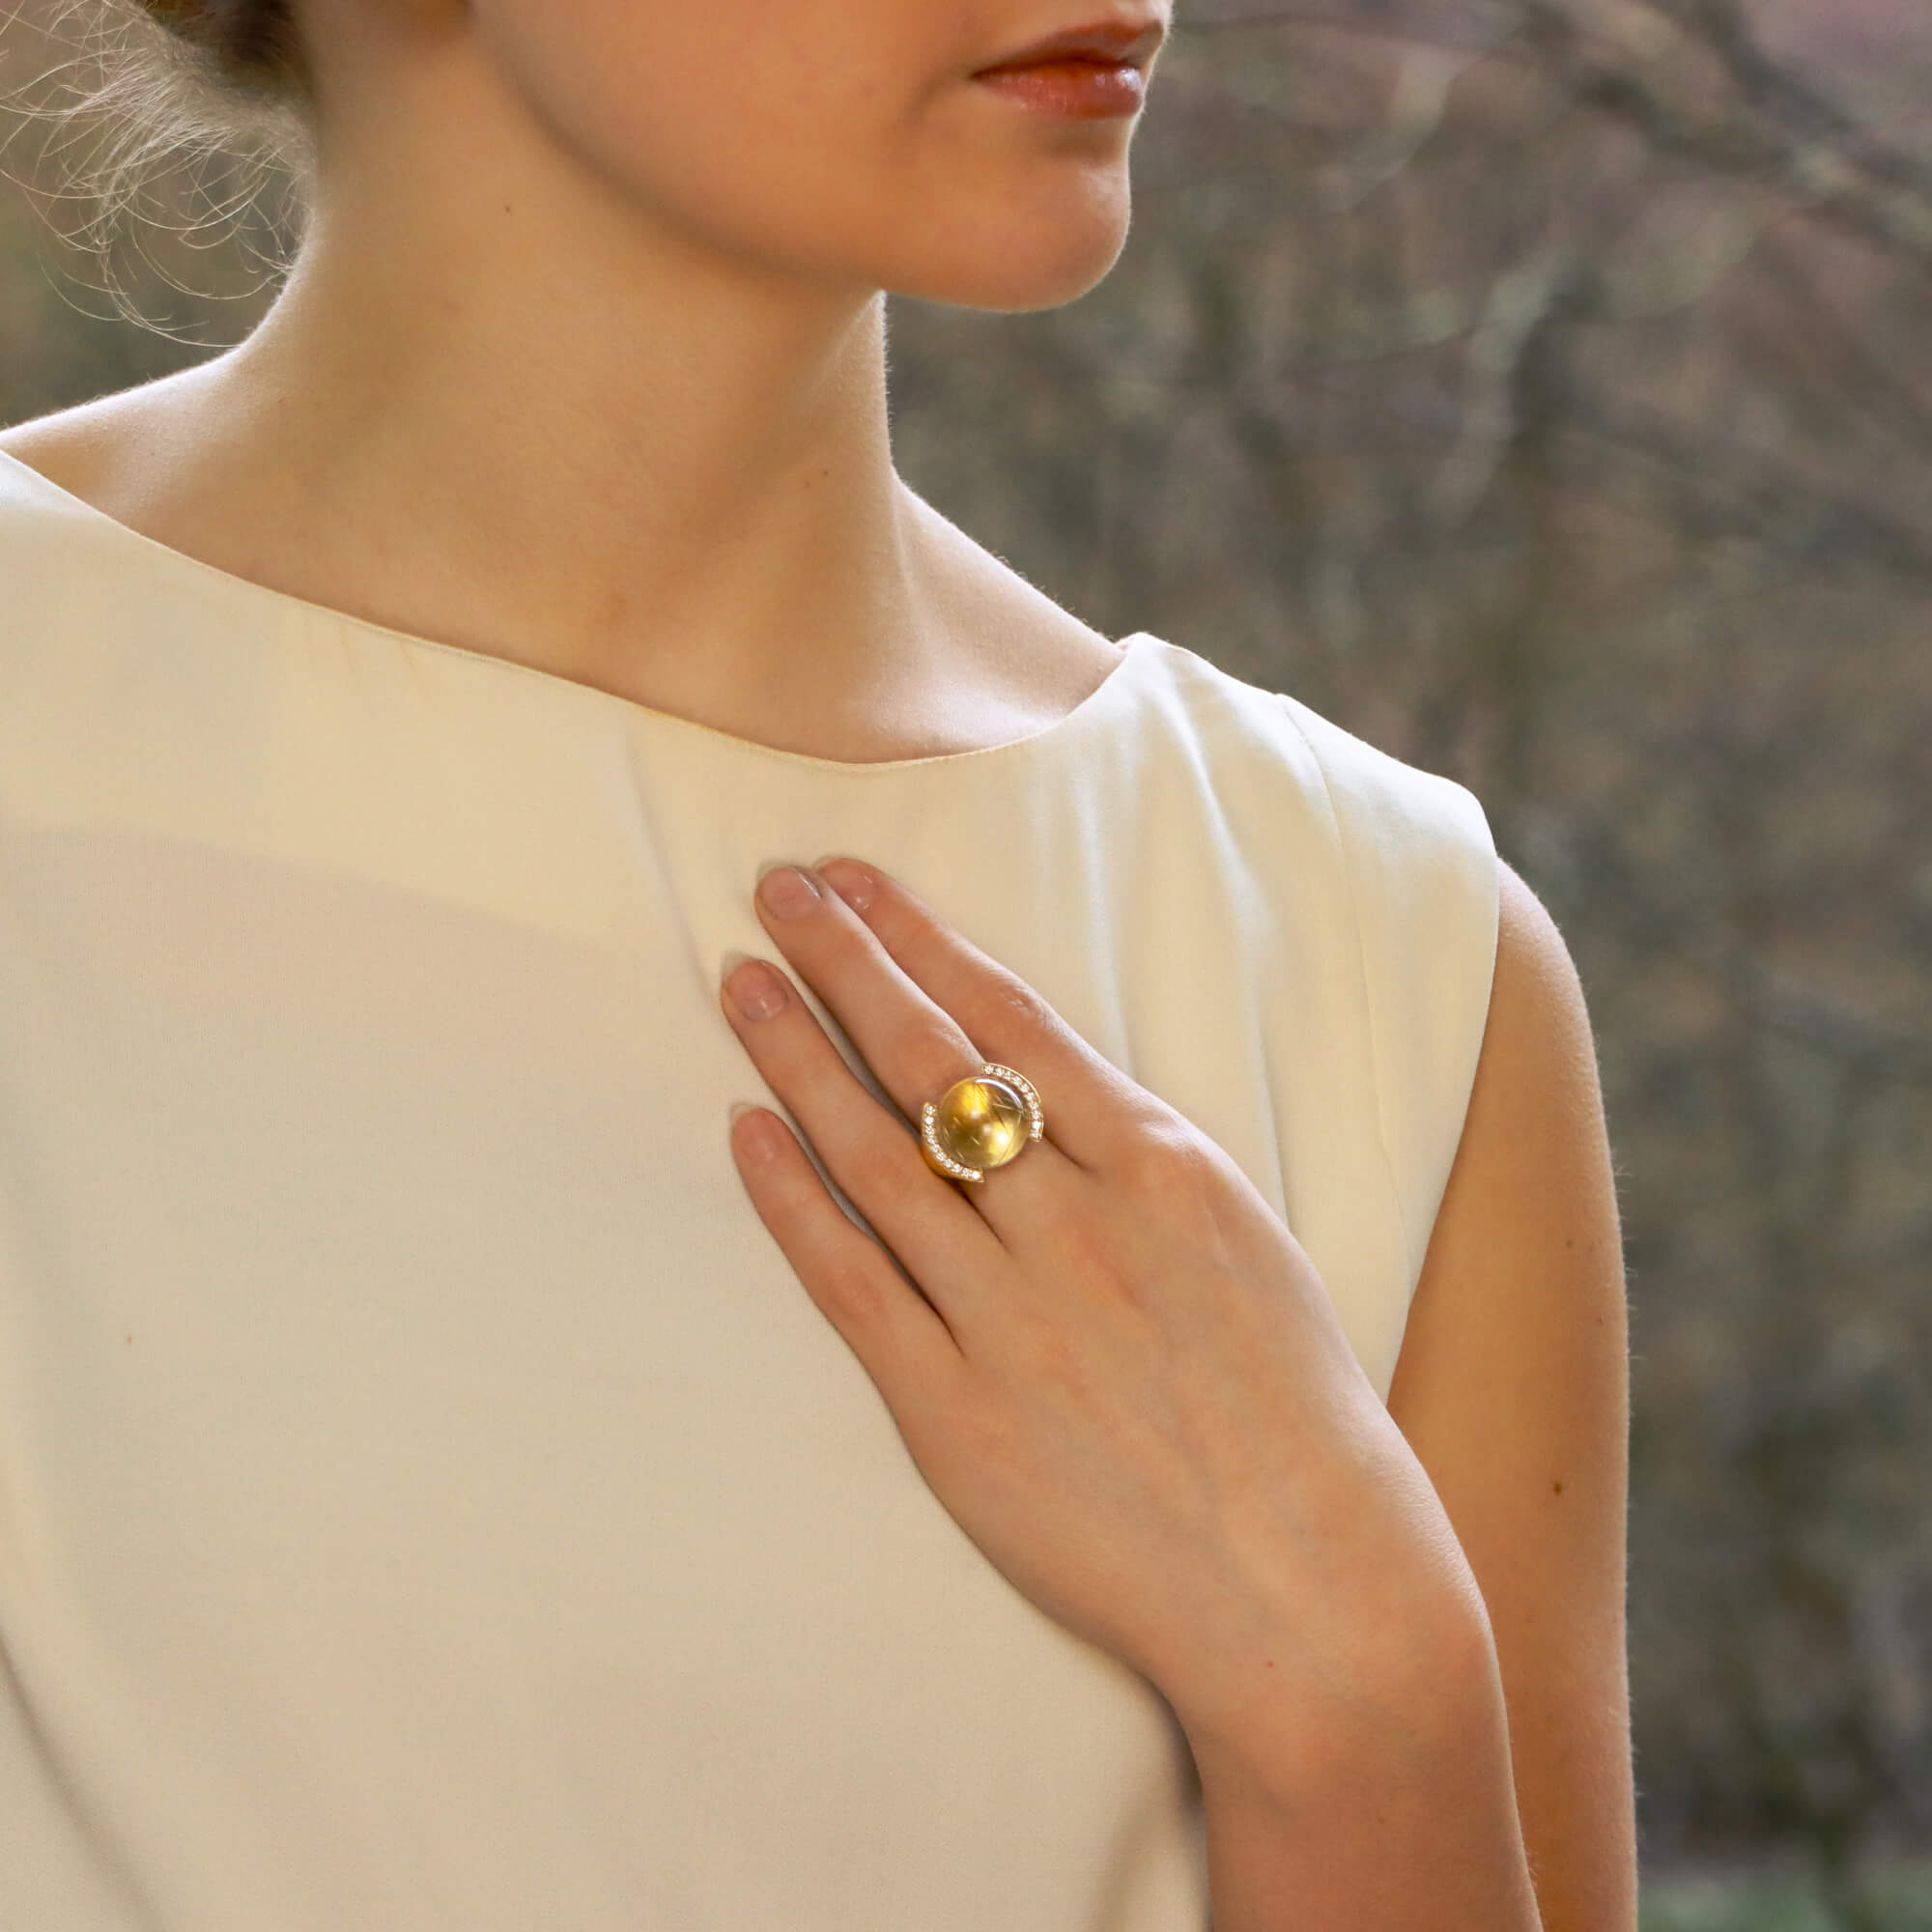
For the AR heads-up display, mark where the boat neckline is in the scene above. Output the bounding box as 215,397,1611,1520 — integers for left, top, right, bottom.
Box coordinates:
0,443,1154,776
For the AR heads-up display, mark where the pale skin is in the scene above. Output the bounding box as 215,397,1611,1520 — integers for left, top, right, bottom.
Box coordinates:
2,0,1145,756
1,0,1637,1918
719,857,1636,1929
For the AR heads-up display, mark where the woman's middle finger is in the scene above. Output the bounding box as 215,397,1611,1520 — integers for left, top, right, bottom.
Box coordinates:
718,938,1007,1303
740,862,1081,1227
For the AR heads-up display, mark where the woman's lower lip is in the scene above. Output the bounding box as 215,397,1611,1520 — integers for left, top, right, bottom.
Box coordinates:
972,59,1146,119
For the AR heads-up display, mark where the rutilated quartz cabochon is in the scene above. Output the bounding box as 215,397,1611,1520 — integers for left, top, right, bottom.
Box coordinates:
920,1064,1045,1182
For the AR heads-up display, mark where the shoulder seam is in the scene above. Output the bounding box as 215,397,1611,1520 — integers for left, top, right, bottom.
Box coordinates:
1272,691,1420,1295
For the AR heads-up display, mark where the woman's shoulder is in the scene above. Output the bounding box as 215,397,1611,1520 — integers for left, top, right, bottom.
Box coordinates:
1135,638,1496,889
0,389,160,571
0,362,247,569
0,377,179,504
0,418,104,622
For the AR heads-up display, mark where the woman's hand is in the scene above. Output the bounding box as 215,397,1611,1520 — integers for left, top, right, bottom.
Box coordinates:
719,856,1491,1786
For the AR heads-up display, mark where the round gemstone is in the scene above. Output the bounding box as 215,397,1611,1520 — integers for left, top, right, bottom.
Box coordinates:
931,1075,1031,1173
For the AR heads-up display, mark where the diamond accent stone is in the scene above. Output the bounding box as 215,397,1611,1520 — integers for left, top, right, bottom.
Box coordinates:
921,1064,1045,1183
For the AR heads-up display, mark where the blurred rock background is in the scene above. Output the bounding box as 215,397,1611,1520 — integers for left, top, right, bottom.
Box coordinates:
3,1,1928,1923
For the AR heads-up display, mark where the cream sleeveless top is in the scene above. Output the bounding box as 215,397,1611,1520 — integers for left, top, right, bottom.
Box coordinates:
0,445,1498,1930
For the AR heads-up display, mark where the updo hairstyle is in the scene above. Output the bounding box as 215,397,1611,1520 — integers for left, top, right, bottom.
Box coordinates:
1,0,319,331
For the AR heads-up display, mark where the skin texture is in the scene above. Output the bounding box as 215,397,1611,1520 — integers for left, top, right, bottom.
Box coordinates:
1384,861,1638,1926
2,0,1167,758
722,858,1501,1749
2,2,1636,1916
719,853,1634,1926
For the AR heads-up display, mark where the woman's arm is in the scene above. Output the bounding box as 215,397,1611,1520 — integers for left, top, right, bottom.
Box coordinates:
1186,857,1632,1932
720,851,1631,1928
1383,856,1638,1929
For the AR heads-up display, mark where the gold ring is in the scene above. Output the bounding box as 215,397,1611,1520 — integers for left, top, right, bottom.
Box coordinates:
919,1064,1045,1184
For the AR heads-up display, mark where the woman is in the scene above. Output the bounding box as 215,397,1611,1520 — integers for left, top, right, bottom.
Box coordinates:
0,1,1635,1925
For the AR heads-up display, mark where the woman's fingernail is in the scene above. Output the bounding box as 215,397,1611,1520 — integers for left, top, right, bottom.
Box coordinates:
729,1101,781,1163
757,865,822,920
727,958,788,1020
815,859,876,912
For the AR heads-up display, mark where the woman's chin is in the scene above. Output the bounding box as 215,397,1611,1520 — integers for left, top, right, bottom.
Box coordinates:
889,218,1134,315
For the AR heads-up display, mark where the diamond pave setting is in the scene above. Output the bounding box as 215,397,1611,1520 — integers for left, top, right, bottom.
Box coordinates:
920,1064,1045,1183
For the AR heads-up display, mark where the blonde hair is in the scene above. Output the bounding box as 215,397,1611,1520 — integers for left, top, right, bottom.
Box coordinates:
4,1,318,333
